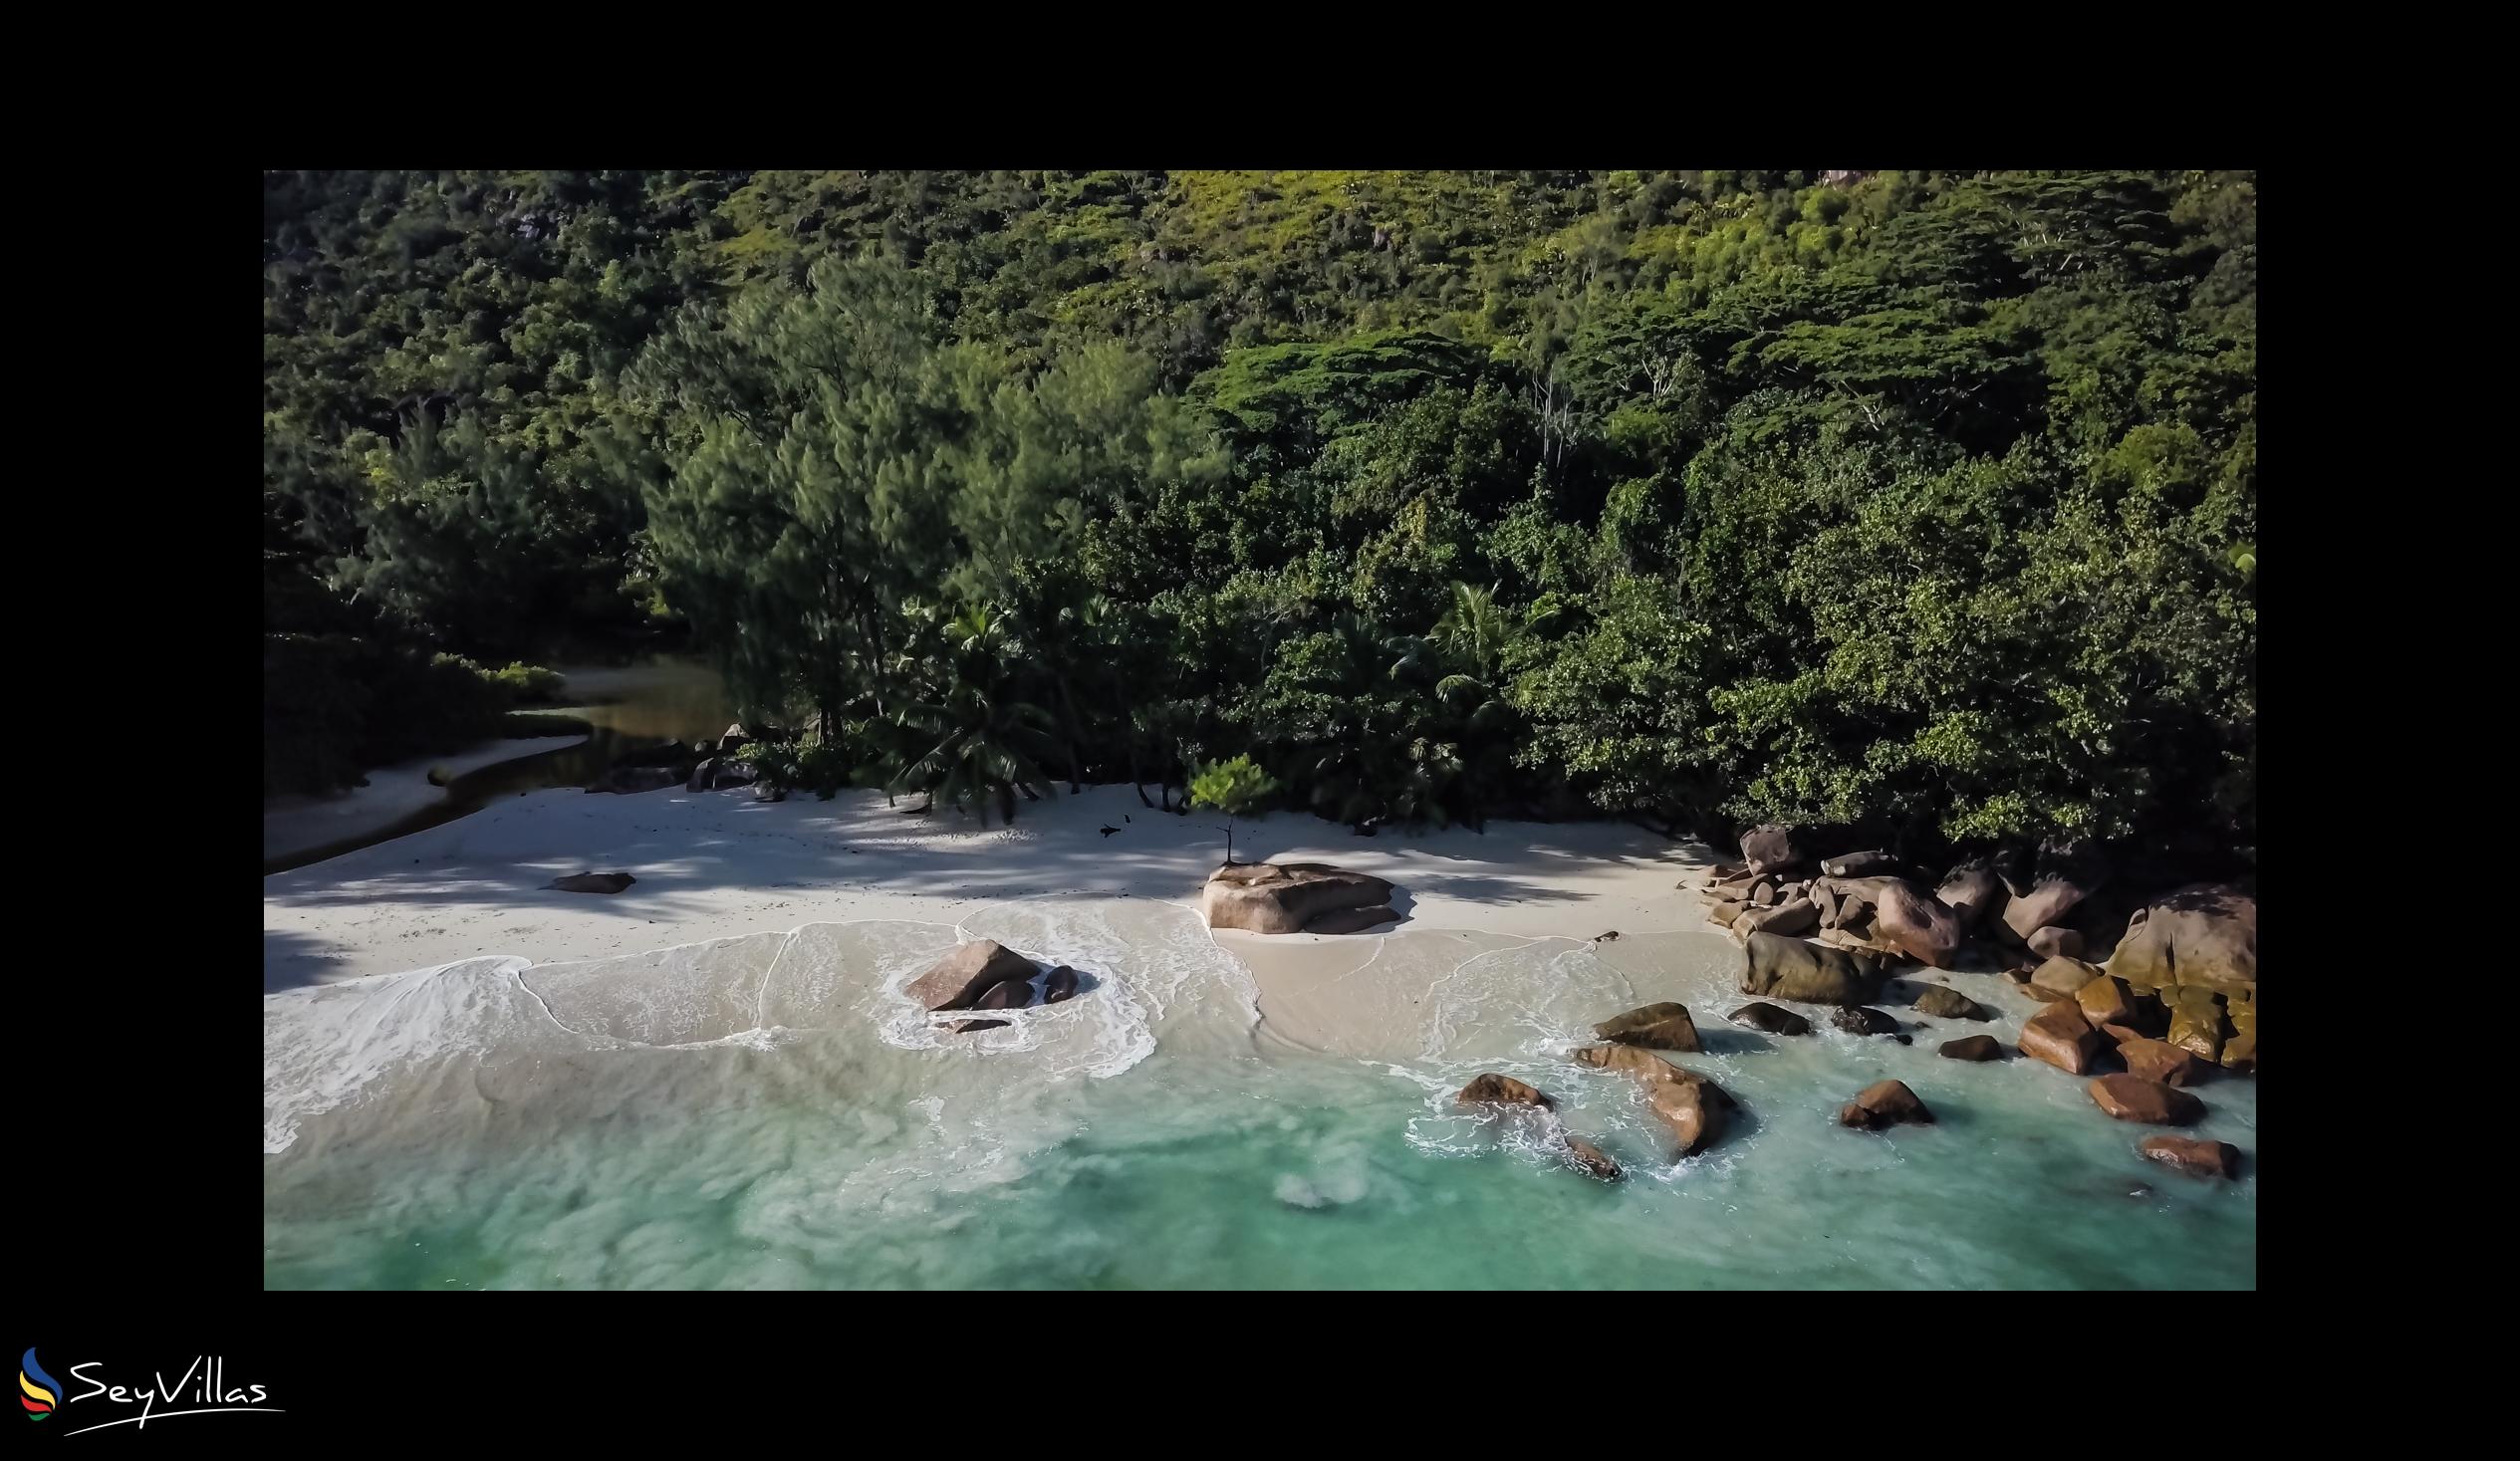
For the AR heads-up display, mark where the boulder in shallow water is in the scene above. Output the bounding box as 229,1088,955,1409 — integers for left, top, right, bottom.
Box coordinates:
974,976,1035,1011
906,940,1038,1012
2104,883,2256,997
2075,974,2148,1032
1740,932,1886,1007
2030,955,2103,1000
2119,1038,2206,1088
1571,1044,1736,1157
2141,1135,2242,1180
2088,1074,2205,1125
548,871,635,894
1594,1002,1703,1052
1202,861,1396,935
1939,1034,2005,1061
1728,1001,1813,1036
1562,1135,1623,1181
2020,1001,2106,1075
2029,925,2085,960
1831,1006,1900,1037
1043,965,1079,1004
1457,1073,1555,1108
1840,1079,1933,1129
1912,984,1990,1021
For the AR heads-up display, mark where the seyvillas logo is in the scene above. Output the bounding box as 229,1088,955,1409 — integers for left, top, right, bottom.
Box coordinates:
19,1350,282,1436
21,1349,60,1421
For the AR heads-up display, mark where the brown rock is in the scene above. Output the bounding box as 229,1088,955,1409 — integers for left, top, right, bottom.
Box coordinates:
2119,1039,2206,1088
2088,1074,2205,1125
1831,1006,1899,1037
2099,1023,2146,1046
2166,986,2228,1063
2075,975,2141,1030
974,976,1035,1010
1202,861,1396,935
1817,875,1964,967
1739,824,1810,875
1728,1001,1813,1036
1705,881,1750,904
1043,965,1080,1004
1594,1003,1703,1052
547,871,636,894
1740,932,1886,1008
2028,925,2085,960
2019,1001,2106,1075
1936,860,2007,932
1457,1073,1555,1108
1822,850,1904,878
1572,1045,1737,1157
2103,883,2255,997
1750,878,1778,907
2030,955,2102,1000
2220,1032,2256,1074
1839,1079,1934,1129
906,940,1037,1012
1737,896,1818,936
1912,984,1990,1021
2001,851,2109,941
1939,1034,2004,1061
1562,1135,1623,1181
1707,900,1745,927
2141,1135,2241,1180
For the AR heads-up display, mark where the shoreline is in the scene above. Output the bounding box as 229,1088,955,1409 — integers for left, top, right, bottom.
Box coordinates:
264,782,1718,992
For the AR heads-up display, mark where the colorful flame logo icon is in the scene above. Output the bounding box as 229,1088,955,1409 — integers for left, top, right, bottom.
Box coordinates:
20,1348,60,1421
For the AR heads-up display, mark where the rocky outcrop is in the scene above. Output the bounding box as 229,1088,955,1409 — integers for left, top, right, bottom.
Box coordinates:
2088,1075,2205,1125
1740,932,1886,1007
1737,896,1819,936
1594,1003,1703,1052
1840,1080,1933,1130
546,871,636,894
973,977,1035,1011
2104,883,2256,997
1457,1074,1554,1108
2028,926,2084,960
2002,848,2109,942
2222,993,2255,1073
2141,1135,2242,1180
1816,875,1963,967
2166,987,2229,1063
1911,984,1990,1021
2019,1001,2107,1075
1202,862,1396,935
906,940,1038,1012
1572,1044,1737,1157
2029,955,2102,1000
2073,975,2144,1031
1821,850,1905,878
1936,860,2007,931
1728,1002,1813,1036
1739,825,1810,875
2118,1039,2206,1088
1708,900,1746,927
1831,1006,1899,1037
1939,1034,2005,1061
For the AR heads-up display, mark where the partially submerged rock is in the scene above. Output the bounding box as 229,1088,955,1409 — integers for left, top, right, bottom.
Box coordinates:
2019,1001,2107,1075
2030,955,2103,1000
1939,1034,2005,1061
1202,862,1396,935
1740,932,1885,1007
2119,1038,2207,1088
1831,1006,1900,1038
1728,1001,1813,1036
2088,1074,2205,1125
1457,1073,1555,1108
1911,984,1990,1021
906,940,1038,1012
1562,1135,1623,1181
2141,1135,2243,1180
1840,1079,1933,1130
1043,965,1080,1004
1593,1002,1703,1053
1572,1044,1737,1157
547,871,636,894
2075,975,2145,1032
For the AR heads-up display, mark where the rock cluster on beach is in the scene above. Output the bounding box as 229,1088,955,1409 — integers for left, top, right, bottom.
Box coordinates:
1455,1072,1624,1181
1201,862,1397,934
905,939,1080,1035
589,722,781,796
1687,826,2255,1179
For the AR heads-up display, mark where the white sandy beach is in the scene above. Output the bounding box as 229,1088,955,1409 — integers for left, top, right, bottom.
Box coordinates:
263,781,1720,991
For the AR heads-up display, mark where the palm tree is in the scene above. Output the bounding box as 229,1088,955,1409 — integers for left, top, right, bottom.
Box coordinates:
888,605,1062,826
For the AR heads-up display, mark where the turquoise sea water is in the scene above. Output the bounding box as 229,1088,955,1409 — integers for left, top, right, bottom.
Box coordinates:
262,897,2255,1290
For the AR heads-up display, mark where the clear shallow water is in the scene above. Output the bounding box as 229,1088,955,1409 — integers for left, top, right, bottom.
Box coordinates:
263,899,2255,1290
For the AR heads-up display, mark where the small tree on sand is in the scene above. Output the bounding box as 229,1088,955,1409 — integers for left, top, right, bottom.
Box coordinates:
1188,754,1281,867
